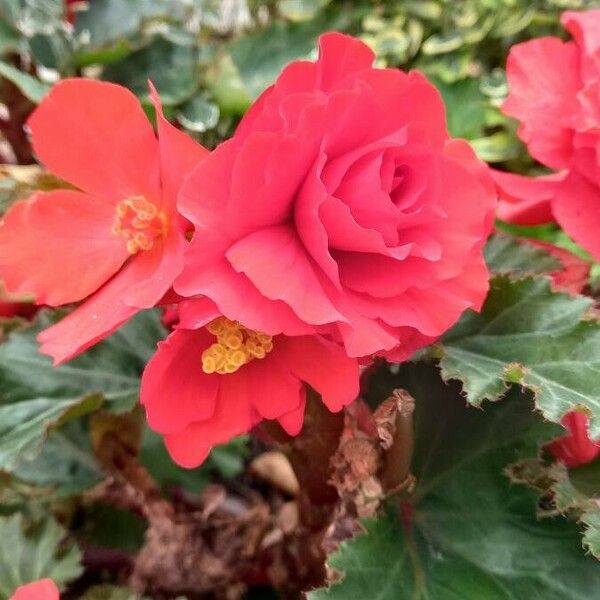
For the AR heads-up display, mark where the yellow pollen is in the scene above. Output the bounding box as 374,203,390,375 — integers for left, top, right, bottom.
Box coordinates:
113,196,166,255
201,317,274,375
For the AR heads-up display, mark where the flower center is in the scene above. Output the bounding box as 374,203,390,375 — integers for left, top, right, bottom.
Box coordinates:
201,317,274,375
112,196,166,255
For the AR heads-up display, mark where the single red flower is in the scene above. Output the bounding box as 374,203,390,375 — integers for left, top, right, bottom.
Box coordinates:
495,9,600,261
174,33,495,361
0,79,208,364
10,579,59,600
547,411,600,468
141,298,359,467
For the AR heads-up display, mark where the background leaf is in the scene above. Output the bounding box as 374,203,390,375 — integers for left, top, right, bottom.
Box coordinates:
440,276,600,436
484,234,561,276
311,364,600,599
0,310,165,472
0,514,82,598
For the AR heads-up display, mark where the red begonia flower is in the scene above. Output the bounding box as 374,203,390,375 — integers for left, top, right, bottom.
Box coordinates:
175,32,495,360
547,411,600,468
141,298,359,468
0,79,208,364
495,9,600,261
10,579,59,600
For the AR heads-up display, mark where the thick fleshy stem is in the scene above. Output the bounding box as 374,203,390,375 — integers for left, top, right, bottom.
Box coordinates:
257,389,345,529
379,389,415,492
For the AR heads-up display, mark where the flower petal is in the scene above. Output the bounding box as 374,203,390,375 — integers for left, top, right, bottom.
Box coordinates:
277,335,359,412
562,10,600,68
36,263,143,365
28,79,160,201
10,580,59,600
123,228,185,309
547,411,600,468
178,297,222,330
553,171,600,262
148,82,209,212
492,169,562,225
316,32,375,91
141,328,218,434
164,369,260,468
245,352,303,420
226,225,345,326
503,38,581,169
0,190,129,305
277,390,307,436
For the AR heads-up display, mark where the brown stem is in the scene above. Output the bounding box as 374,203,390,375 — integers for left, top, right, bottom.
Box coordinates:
258,389,345,529
379,389,415,492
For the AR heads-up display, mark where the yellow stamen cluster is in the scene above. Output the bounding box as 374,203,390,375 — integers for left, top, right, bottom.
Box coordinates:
202,317,274,375
113,196,165,254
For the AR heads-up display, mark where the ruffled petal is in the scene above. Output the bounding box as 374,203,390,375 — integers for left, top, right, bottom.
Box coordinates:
503,38,581,169
141,328,218,434
245,352,303,420
0,190,129,305
178,297,222,330
277,389,307,436
315,32,375,91
492,169,562,225
176,236,316,337
28,79,160,201
277,335,359,412
164,369,260,468
226,225,345,326
562,10,600,69
553,172,600,262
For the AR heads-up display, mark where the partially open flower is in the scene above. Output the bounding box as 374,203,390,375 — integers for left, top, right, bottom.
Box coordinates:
141,298,360,467
0,79,208,364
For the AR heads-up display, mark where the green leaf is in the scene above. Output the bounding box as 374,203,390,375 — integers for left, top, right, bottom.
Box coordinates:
0,514,82,598
311,365,600,599
279,0,331,22
0,19,20,55
103,37,198,106
421,31,464,55
432,76,486,139
471,131,521,162
74,0,156,47
0,310,165,472
177,95,220,133
14,419,103,494
230,9,353,99
582,511,600,559
484,234,561,275
0,393,102,473
507,456,600,560
0,61,50,103
440,275,600,436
